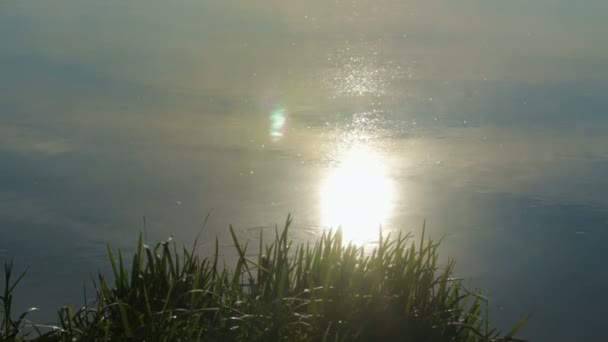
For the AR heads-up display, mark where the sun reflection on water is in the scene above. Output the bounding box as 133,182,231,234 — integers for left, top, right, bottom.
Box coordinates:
320,144,396,245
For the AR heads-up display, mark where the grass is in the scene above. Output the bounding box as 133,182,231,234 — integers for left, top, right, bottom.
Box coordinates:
1,216,528,341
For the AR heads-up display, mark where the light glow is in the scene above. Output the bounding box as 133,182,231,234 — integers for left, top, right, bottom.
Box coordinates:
320,144,396,245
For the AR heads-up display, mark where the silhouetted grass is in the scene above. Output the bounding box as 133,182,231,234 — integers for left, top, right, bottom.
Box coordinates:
1,216,528,341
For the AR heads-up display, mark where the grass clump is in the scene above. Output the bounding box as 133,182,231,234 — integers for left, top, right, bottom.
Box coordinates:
1,262,37,342
2,216,527,341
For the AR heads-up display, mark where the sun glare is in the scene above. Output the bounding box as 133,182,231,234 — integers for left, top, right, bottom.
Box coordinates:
320,144,396,245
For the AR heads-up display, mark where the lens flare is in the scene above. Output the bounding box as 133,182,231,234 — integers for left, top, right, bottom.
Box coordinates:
269,106,287,141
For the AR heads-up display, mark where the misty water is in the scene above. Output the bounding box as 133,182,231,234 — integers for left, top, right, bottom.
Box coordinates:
2,1,608,340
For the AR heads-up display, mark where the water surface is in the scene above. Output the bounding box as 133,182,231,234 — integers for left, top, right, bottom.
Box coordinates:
1,1,608,340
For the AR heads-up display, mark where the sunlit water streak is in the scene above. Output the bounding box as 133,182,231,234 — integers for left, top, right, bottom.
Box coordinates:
318,45,399,245
324,46,397,98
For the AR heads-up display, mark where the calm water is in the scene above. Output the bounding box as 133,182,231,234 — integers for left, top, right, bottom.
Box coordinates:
2,1,608,340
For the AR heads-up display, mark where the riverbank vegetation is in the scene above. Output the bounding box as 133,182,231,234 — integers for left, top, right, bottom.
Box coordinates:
1,216,527,341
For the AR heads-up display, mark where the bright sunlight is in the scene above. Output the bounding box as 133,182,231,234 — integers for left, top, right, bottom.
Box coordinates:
320,144,396,245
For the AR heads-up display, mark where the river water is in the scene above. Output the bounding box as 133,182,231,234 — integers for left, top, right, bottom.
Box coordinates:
1,1,608,340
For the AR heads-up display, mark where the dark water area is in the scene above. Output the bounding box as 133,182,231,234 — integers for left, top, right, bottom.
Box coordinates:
2,1,608,340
